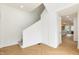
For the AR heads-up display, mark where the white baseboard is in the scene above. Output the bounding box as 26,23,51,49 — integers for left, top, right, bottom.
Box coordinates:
20,42,40,48
0,41,18,48
42,42,59,48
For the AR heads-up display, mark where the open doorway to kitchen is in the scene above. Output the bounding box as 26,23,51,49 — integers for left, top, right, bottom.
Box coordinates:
60,13,78,49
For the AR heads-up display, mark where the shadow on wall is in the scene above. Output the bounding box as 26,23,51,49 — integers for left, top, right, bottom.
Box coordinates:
0,3,45,48
23,4,45,30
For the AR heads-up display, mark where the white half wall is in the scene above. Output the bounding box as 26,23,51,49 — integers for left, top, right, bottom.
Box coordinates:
21,20,41,48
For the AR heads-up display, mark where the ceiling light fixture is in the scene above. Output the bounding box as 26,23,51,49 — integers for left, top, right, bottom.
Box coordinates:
66,16,70,18
66,16,72,21
20,5,24,8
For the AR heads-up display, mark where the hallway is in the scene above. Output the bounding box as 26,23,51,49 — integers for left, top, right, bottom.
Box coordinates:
0,36,79,55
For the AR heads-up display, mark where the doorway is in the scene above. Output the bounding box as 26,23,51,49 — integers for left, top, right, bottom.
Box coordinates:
60,13,78,49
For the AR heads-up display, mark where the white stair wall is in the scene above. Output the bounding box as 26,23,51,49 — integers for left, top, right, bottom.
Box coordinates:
21,20,42,48
0,4,44,48
20,4,45,48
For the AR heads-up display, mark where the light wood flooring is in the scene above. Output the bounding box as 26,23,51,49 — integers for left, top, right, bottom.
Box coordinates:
0,36,79,55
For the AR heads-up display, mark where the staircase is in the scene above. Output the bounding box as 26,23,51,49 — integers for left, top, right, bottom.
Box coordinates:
20,4,46,48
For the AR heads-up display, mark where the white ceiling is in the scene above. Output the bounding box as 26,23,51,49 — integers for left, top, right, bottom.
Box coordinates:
61,13,77,25
3,3,42,12
58,4,79,16
2,3,79,16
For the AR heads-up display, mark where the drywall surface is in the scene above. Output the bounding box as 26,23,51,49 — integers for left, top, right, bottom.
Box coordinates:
22,20,41,48
41,9,49,44
0,4,41,48
73,16,78,41
43,4,67,48
48,13,59,48
77,12,79,48
20,4,45,48
0,3,76,48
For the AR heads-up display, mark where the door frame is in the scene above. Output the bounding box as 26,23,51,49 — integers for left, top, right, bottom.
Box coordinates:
58,14,79,49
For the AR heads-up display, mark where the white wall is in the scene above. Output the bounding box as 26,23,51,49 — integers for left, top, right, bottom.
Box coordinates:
77,11,79,48
43,4,72,48
0,4,42,48
73,15,78,41
22,20,41,48
41,9,49,44
41,9,60,48
0,3,76,48
21,4,45,48
48,13,60,48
